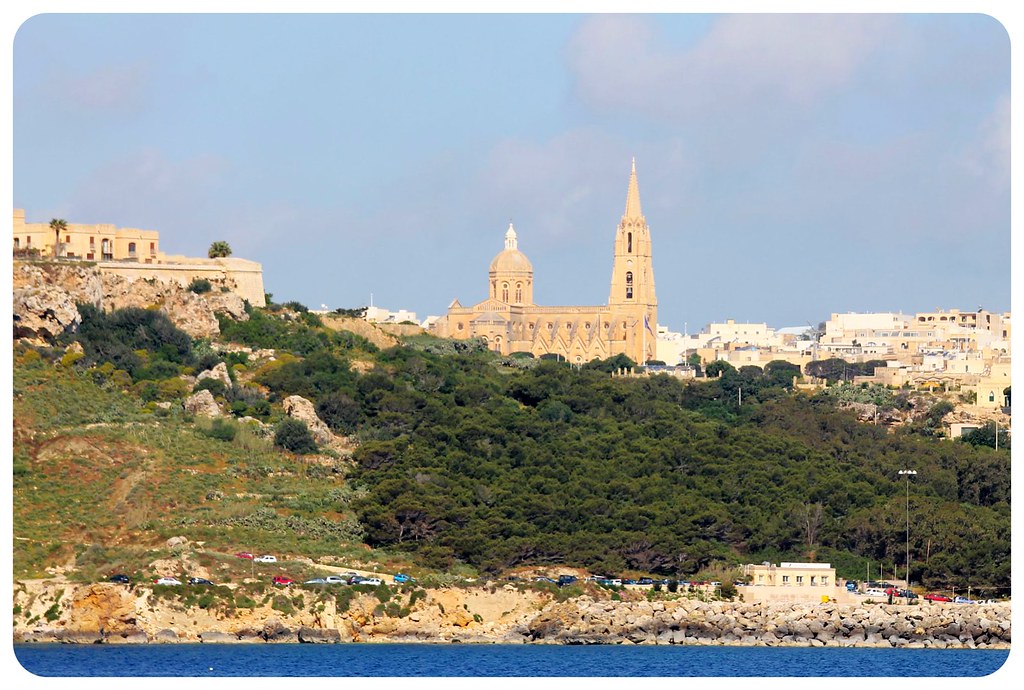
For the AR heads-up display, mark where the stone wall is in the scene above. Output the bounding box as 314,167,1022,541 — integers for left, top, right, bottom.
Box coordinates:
97,256,265,307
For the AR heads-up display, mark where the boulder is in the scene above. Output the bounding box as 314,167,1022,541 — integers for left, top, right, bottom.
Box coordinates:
105,629,149,644
165,536,189,549
196,362,232,388
13,285,81,340
151,629,180,643
184,389,222,417
283,395,334,446
297,626,341,643
200,631,239,643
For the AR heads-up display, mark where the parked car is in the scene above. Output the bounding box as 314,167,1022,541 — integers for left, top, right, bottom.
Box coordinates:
924,593,952,603
254,555,277,563
864,588,887,598
188,577,213,585
361,578,383,586
235,552,254,560
638,578,654,585
953,596,976,604
393,573,412,584
534,576,556,583
900,590,918,599
272,576,294,586
155,577,182,586
348,576,365,585
324,576,347,584
108,574,130,584
304,578,327,585
559,575,579,586
845,581,857,591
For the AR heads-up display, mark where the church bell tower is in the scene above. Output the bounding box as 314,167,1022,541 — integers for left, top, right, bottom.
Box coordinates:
608,158,658,362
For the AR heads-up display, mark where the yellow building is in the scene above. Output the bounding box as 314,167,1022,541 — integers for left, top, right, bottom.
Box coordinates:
13,209,266,306
431,161,658,365
13,208,160,262
741,562,855,604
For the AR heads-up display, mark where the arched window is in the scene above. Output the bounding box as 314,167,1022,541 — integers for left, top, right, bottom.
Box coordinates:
627,232,632,253
128,242,137,257
625,271,633,299
501,282,509,302
515,283,522,303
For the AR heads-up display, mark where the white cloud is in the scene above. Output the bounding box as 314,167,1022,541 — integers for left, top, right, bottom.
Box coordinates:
568,14,896,121
959,92,1010,192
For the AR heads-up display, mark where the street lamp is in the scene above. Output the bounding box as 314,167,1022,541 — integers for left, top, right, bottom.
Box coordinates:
898,470,917,592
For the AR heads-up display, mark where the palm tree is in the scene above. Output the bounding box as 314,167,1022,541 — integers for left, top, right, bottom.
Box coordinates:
208,241,232,258
49,218,68,258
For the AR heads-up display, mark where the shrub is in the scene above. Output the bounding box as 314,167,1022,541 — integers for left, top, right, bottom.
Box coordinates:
203,418,238,442
188,278,213,294
316,392,362,433
274,418,318,454
194,378,227,397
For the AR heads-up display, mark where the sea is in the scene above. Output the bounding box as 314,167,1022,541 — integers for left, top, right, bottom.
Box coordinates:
10,643,1014,679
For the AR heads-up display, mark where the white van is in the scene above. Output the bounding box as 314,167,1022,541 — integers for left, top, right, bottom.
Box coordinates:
863,587,887,598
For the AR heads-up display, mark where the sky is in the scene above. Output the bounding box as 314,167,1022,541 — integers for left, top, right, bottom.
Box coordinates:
10,11,1012,332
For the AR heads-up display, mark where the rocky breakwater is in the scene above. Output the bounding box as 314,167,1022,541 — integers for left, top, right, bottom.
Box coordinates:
513,597,1011,649
12,580,1010,648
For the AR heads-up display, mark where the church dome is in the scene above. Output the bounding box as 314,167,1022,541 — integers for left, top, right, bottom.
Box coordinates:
489,223,533,274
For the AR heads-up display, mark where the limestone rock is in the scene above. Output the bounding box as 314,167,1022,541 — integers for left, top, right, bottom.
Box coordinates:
165,536,189,549
184,389,222,417
298,626,341,643
283,395,334,446
68,584,138,634
151,629,180,643
196,362,232,388
13,285,82,340
200,631,239,643
105,628,149,644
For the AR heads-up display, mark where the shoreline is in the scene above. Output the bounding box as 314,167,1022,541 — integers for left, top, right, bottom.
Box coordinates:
12,580,1011,650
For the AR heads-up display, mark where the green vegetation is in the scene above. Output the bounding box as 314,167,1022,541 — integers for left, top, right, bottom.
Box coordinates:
207,241,232,258
11,299,1010,596
188,278,213,294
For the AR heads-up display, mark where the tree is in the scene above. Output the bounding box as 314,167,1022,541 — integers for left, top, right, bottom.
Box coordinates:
274,418,317,454
704,360,736,378
49,218,68,258
208,241,232,258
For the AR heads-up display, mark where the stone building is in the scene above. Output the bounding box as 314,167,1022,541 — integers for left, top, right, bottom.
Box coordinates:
13,209,265,306
431,161,658,365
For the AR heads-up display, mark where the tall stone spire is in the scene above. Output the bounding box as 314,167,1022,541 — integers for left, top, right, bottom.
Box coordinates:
624,156,643,219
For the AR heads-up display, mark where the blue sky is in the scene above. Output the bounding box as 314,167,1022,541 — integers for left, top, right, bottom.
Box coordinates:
12,13,1010,331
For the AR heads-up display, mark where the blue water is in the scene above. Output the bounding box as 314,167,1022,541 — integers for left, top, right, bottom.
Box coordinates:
11,644,1013,677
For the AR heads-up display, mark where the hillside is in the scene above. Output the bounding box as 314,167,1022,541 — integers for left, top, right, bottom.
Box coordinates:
10,274,1011,596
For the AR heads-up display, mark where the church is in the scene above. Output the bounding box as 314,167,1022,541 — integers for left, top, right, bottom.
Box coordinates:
431,160,658,365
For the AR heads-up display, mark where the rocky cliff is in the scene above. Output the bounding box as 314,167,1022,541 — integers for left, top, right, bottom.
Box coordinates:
12,580,1010,648
12,261,248,341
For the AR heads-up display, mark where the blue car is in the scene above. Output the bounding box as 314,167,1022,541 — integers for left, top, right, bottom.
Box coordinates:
393,573,412,584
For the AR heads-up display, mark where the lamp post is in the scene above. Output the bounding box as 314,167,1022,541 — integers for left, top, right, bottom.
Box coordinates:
898,470,917,591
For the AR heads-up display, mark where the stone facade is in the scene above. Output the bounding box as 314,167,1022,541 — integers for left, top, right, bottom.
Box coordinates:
431,161,658,365
13,209,265,307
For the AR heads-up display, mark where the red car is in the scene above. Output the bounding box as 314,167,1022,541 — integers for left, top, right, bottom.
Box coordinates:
235,552,254,560
273,576,295,586
924,593,952,602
